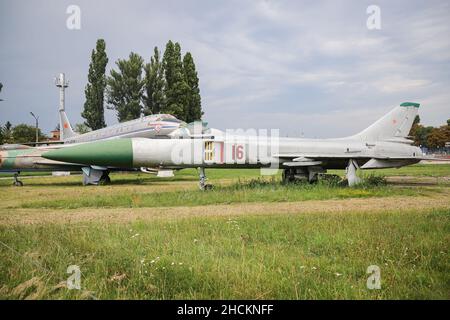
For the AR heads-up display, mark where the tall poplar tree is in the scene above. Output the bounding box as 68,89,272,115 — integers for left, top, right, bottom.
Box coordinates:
183,52,203,122
162,41,189,119
106,52,145,122
82,39,108,130
143,47,165,115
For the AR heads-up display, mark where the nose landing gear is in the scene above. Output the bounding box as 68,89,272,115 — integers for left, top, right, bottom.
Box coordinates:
198,167,213,191
13,172,23,187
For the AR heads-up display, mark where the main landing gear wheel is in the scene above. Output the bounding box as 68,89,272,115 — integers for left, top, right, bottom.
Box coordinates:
202,184,214,191
99,173,111,185
13,173,23,187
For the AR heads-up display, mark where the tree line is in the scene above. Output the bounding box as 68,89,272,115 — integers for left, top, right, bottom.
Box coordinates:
0,121,47,144
409,115,450,150
82,39,203,130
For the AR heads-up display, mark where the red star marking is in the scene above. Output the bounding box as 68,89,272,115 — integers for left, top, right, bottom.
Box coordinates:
392,119,397,125
63,122,69,129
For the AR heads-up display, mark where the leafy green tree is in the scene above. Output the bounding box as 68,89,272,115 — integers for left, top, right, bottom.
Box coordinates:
414,126,433,147
409,115,422,145
107,52,145,122
0,125,4,145
427,126,450,149
74,123,91,134
447,119,450,127
163,41,176,90
143,47,165,115
183,52,203,122
2,121,12,143
82,39,109,130
10,124,46,144
162,41,189,119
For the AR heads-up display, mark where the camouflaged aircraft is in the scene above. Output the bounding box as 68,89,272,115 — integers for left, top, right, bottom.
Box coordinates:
41,102,438,189
0,144,80,186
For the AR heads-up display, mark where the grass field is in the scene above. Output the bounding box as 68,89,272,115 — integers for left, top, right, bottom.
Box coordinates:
0,164,449,299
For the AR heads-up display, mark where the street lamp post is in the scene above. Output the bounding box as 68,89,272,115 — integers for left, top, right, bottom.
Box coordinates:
30,112,39,144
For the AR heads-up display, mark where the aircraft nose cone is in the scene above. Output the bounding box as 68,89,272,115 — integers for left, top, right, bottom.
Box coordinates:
43,139,134,168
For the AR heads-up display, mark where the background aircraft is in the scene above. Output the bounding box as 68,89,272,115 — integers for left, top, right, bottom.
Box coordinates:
56,73,185,144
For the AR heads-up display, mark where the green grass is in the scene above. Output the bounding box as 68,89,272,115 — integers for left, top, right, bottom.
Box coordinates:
0,168,261,187
18,179,425,209
0,164,448,300
1,208,448,299
1,164,449,186
330,164,450,177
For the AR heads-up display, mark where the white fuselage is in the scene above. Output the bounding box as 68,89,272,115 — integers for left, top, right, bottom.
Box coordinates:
128,135,422,170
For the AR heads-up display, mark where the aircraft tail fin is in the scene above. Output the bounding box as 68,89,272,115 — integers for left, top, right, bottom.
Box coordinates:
351,102,420,141
59,109,77,140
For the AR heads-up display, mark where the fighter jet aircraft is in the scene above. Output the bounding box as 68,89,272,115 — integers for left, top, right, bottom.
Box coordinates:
42,102,433,188
53,73,185,144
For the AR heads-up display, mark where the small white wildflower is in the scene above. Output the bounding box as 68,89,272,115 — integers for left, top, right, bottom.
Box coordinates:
171,262,175,266
150,260,155,264
179,262,183,265
300,266,305,269
312,267,317,270
335,273,342,277
140,259,145,264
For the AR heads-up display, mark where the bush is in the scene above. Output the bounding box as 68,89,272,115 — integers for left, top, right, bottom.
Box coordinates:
362,173,387,186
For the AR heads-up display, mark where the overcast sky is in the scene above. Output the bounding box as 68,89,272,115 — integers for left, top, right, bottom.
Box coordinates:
0,0,449,137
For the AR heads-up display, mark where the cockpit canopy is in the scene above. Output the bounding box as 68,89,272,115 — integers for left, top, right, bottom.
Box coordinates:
156,114,184,123
169,121,224,138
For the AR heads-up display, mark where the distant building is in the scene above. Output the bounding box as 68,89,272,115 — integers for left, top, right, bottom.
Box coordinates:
49,130,61,141
37,130,61,146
